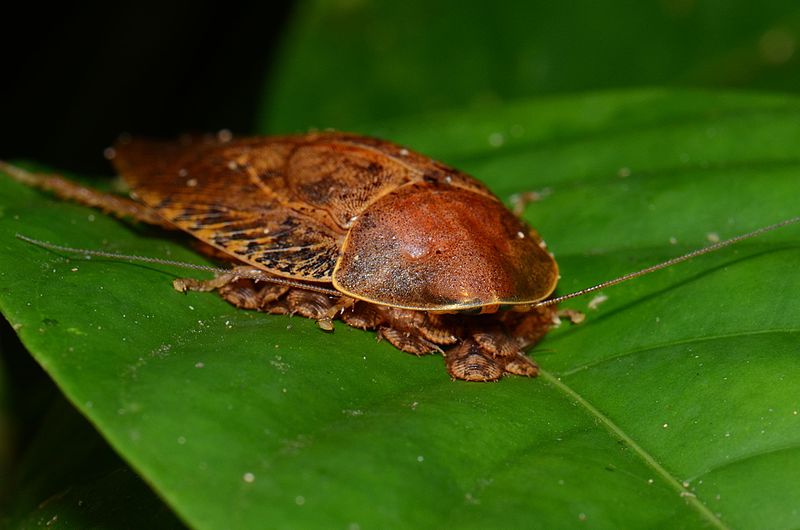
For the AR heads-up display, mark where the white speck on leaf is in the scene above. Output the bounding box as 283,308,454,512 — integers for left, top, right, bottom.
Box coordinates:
488,132,505,147
588,294,608,310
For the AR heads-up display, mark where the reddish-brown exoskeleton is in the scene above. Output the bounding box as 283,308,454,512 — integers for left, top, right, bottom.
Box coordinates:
3,132,797,381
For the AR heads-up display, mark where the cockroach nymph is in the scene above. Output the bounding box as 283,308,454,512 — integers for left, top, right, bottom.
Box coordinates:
3,132,797,381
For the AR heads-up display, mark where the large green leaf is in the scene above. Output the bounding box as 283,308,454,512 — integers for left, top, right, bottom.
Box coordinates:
261,0,800,131
2,90,799,529
4,389,184,529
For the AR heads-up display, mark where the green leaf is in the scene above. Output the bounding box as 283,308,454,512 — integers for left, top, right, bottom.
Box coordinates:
261,0,800,131
2,90,799,529
4,393,184,529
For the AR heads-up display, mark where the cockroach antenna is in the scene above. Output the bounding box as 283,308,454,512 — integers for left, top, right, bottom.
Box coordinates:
534,216,800,308
14,233,342,296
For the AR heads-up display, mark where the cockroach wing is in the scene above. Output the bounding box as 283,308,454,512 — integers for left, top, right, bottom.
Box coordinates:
112,137,341,281
282,133,494,229
285,141,413,229
332,182,559,311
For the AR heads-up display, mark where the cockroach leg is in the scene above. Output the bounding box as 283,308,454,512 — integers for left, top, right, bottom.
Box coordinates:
282,290,347,331
445,339,504,382
172,266,255,293
502,354,540,377
0,162,172,227
501,305,559,349
218,280,289,311
378,326,443,356
316,297,358,331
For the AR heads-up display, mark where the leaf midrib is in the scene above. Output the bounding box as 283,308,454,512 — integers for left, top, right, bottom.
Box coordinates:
539,370,730,530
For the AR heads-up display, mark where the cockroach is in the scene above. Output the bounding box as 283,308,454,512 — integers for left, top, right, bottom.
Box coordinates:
2,132,798,381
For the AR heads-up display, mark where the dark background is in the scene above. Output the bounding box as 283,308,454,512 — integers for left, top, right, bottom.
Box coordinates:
0,3,294,174
0,3,294,507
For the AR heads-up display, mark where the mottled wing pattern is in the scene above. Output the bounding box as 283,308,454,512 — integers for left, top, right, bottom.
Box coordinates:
287,142,410,228
112,136,341,281
285,135,494,229
111,132,500,282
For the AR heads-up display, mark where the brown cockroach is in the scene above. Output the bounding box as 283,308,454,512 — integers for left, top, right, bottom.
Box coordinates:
3,132,798,381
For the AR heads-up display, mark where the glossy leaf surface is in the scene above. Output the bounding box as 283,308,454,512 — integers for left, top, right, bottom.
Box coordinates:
1,90,799,529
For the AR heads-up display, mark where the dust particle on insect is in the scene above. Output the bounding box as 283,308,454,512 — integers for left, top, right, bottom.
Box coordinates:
177,436,186,445
706,232,720,243
663,423,669,429
417,455,424,462
295,495,305,506
103,147,117,160
195,362,205,368
217,129,233,142
669,236,678,245
618,167,631,178
243,472,255,483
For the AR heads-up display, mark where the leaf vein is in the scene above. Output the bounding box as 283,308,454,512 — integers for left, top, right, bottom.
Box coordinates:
540,369,730,530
